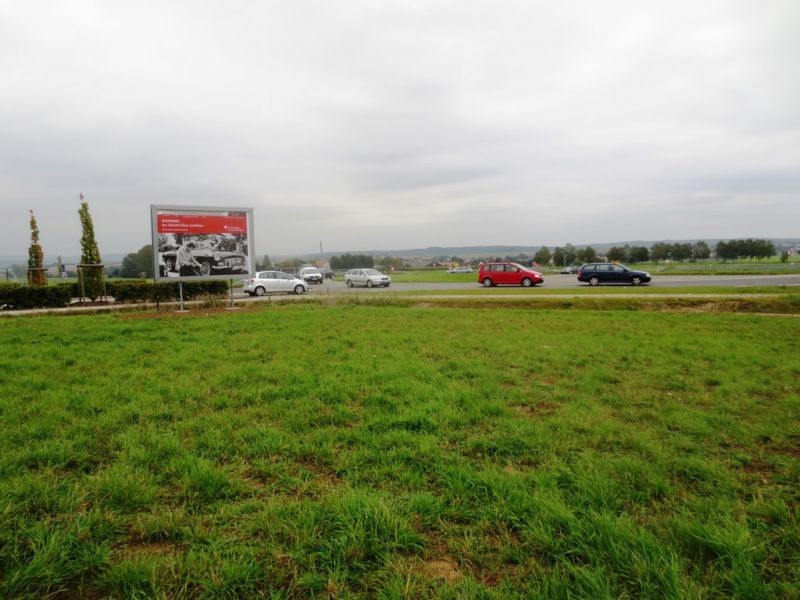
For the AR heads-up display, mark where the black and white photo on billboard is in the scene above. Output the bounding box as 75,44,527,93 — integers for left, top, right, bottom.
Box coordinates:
157,232,250,277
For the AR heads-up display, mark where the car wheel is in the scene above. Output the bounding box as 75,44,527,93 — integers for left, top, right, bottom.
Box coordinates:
384,283,390,287
199,261,212,276
482,278,493,287
367,280,373,288
254,286,266,296
521,277,532,287
294,285,305,295
631,276,642,286
589,276,600,286
346,279,354,287
164,258,175,272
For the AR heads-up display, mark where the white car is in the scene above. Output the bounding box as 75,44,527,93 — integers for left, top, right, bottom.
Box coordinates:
299,266,324,284
345,268,392,288
243,271,308,296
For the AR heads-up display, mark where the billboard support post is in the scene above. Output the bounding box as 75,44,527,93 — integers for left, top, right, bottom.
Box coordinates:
227,279,238,310
178,282,185,312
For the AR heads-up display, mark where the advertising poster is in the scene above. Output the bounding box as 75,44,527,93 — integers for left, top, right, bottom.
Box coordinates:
150,205,255,280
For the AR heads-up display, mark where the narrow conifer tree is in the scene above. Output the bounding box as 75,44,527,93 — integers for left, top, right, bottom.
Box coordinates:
27,210,47,286
78,194,104,300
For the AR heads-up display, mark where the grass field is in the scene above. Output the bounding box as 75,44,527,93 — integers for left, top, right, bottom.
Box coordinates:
1,302,799,598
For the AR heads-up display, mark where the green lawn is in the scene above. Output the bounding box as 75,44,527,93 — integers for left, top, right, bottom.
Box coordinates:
1,304,798,598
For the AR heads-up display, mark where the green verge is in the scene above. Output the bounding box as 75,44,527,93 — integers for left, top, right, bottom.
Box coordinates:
396,285,800,296
1,304,798,598
389,262,800,282
324,291,800,315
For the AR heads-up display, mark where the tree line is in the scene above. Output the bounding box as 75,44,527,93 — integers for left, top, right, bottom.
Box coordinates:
715,239,776,261
539,239,776,265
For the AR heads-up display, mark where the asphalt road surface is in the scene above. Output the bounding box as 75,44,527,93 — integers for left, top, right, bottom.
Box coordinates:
239,274,800,297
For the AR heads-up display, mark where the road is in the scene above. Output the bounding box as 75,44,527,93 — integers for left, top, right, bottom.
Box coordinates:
238,273,800,297
4,273,796,317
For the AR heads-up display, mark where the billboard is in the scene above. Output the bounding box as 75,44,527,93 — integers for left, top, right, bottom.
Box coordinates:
151,205,255,280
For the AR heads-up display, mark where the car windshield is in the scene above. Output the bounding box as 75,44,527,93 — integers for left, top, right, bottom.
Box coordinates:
363,269,382,276
303,268,321,274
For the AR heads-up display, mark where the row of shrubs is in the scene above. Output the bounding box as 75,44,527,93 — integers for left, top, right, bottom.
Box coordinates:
105,280,230,303
0,283,73,309
0,280,230,310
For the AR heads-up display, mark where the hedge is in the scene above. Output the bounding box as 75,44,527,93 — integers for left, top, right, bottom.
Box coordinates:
107,280,229,303
1,280,229,310
0,283,72,309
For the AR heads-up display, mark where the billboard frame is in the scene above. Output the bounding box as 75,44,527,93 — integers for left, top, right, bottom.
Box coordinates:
150,204,255,281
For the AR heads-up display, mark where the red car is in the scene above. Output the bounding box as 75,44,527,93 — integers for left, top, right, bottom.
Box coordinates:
478,262,544,287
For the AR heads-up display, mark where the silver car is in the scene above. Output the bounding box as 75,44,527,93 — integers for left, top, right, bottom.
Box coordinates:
345,268,392,288
299,266,324,284
243,271,308,296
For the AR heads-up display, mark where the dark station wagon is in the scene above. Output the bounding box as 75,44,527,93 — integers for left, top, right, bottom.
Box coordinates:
577,263,652,286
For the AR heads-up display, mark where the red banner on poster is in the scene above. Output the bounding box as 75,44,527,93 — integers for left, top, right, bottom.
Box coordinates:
157,213,247,235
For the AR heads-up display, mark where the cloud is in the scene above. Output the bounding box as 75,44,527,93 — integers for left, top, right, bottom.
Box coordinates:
0,0,798,257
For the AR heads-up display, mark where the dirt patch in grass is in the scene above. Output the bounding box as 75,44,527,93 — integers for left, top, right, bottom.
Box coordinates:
515,402,559,416
741,460,776,476
785,445,800,458
241,472,274,497
416,557,462,583
294,456,341,488
119,541,181,557
763,438,800,459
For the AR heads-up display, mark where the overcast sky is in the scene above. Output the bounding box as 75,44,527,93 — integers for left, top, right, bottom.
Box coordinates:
1,0,798,258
